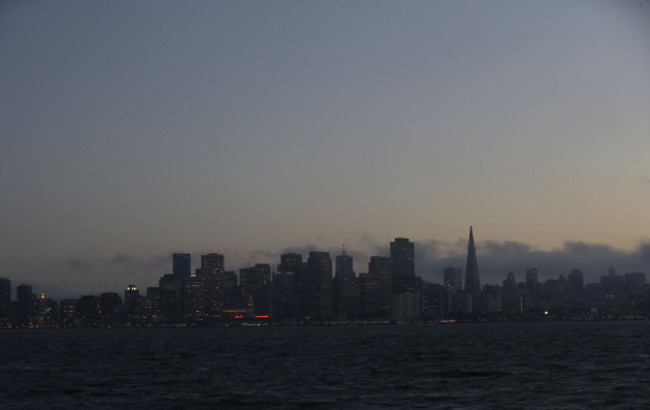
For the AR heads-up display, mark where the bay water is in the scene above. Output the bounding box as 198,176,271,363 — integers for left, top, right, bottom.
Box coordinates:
1,321,649,409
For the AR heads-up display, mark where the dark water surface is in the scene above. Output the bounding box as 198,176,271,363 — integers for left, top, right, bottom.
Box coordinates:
1,321,649,409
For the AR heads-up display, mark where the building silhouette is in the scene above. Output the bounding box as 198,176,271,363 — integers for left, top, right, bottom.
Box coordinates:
306,251,333,320
0,277,10,318
173,253,191,278
464,226,481,298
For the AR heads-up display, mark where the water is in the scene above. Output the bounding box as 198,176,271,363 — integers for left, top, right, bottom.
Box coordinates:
1,321,649,409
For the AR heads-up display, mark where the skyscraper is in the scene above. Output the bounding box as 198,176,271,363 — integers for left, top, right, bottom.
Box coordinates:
173,253,191,278
335,247,355,280
443,267,463,292
201,253,225,315
390,237,415,278
307,251,333,320
0,277,10,318
464,226,481,297
369,256,392,315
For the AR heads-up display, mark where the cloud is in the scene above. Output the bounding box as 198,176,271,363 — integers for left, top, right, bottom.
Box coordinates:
417,239,650,288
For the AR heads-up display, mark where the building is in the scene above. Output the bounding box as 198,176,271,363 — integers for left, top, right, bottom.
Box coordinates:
464,226,481,298
0,277,10,318
333,248,358,319
369,256,392,315
201,253,225,316
335,247,355,280
173,253,192,278
526,268,538,299
307,251,333,320
124,284,140,315
443,267,463,292
239,264,272,317
391,237,415,278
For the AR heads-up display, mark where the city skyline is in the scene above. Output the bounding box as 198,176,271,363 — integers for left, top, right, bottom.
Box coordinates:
2,228,650,302
2,1,649,299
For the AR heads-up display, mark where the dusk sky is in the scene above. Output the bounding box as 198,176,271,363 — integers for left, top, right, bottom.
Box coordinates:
2,1,649,299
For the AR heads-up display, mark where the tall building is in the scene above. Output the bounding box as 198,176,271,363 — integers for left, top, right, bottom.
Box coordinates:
333,247,358,319
173,253,191,278
390,238,415,278
335,247,355,280
307,251,333,320
526,268,538,299
124,284,140,315
369,256,392,315
464,226,481,298
201,253,225,315
16,284,36,320
0,277,10,318
443,267,463,292
239,264,272,316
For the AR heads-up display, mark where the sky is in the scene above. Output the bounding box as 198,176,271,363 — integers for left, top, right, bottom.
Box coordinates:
1,0,649,299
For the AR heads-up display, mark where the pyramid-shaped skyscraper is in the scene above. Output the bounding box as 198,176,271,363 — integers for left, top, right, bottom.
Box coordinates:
464,226,481,297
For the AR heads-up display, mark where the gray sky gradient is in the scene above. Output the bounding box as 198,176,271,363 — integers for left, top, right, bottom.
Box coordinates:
1,1,649,299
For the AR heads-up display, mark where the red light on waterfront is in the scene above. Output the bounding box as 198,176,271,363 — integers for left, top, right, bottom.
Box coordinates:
235,315,243,319
254,315,269,318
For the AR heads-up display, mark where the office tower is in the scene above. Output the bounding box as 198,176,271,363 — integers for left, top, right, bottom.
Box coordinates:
16,284,36,320
201,253,225,315
100,292,122,319
240,264,272,317
390,237,415,278
280,253,303,273
159,274,182,319
173,253,191,278
183,275,204,320
358,273,383,318
307,251,333,320
145,287,161,316
526,268,538,299
443,267,463,292
333,247,358,319
60,299,78,325
369,256,392,315
273,269,297,320
124,284,140,315
201,253,224,275
280,253,303,316
464,226,481,297
502,272,519,313
335,247,355,280
0,277,10,318
77,295,100,323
